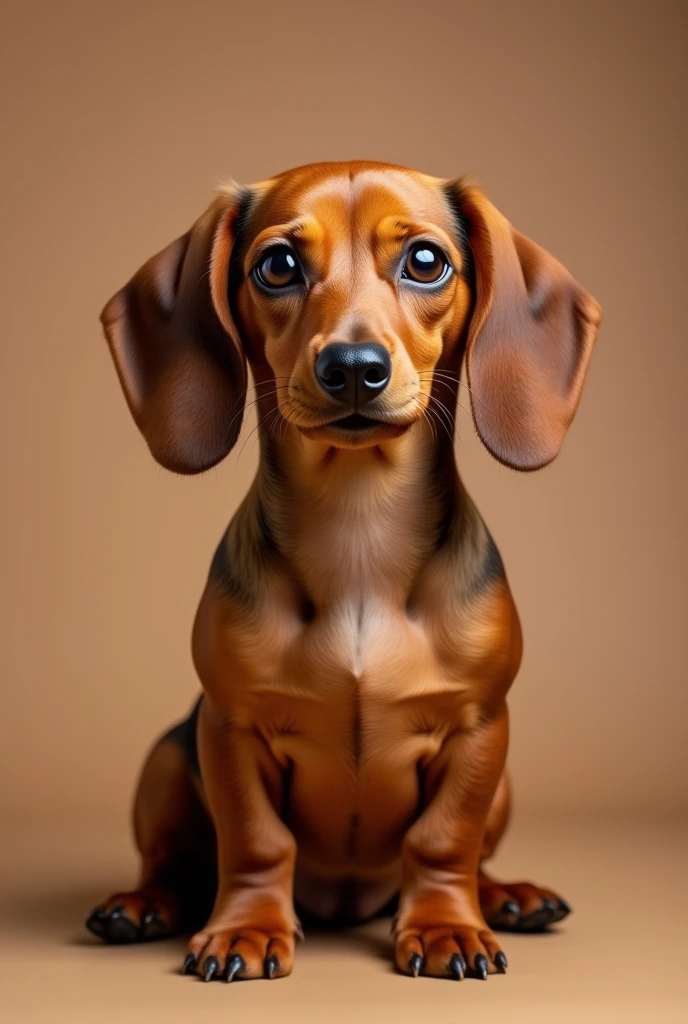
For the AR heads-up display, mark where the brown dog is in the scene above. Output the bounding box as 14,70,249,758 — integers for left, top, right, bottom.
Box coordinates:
87,161,601,982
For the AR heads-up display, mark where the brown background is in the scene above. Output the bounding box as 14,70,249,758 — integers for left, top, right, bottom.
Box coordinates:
1,1,687,1020
2,0,685,823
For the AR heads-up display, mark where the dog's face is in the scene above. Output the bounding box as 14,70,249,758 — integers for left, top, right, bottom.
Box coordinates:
233,164,473,449
101,161,601,473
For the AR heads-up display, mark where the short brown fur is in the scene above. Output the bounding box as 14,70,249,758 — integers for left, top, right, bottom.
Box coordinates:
89,161,601,981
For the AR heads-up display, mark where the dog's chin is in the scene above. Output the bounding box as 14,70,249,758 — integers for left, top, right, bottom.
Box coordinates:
296,412,415,448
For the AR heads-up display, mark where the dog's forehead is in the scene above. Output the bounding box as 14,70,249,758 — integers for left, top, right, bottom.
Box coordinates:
248,162,452,240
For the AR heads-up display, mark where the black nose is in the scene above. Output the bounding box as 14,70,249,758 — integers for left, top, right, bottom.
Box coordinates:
315,343,391,406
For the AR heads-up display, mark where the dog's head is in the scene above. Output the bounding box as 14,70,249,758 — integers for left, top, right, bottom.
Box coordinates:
101,161,601,473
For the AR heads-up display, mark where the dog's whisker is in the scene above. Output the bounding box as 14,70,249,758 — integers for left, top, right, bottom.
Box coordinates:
418,401,437,445
223,386,295,446
235,404,286,470
417,388,456,438
425,403,455,445
418,376,458,398
243,377,294,398
420,386,471,425
418,371,490,411
253,403,288,456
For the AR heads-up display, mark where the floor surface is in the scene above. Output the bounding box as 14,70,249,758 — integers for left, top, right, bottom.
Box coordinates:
1,815,686,1022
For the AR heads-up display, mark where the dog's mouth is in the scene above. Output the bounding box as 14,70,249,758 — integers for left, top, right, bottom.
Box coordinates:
297,410,415,444
331,413,381,431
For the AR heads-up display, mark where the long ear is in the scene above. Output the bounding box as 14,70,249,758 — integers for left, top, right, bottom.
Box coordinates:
100,187,250,474
447,182,602,471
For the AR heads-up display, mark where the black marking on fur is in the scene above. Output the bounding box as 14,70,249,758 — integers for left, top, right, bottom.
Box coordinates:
226,186,257,323
481,532,505,588
262,433,285,485
255,497,279,556
426,446,463,554
432,465,461,552
280,758,295,827
301,596,316,623
165,696,202,777
414,758,426,819
462,529,505,602
441,181,477,296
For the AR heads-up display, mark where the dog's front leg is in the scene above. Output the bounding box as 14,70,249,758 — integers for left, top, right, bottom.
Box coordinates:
394,703,509,980
184,697,299,981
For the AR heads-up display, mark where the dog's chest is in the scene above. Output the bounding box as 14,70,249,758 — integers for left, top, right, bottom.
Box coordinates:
254,585,472,771
235,489,476,739
253,591,473,871
199,486,499,870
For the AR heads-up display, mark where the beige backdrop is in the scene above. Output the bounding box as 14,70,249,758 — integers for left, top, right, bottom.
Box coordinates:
1,0,686,828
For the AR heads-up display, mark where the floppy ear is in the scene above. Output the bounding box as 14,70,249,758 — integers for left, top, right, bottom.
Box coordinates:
448,182,602,471
100,187,249,474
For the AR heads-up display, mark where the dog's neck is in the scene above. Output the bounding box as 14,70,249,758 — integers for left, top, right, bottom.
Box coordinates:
252,416,463,605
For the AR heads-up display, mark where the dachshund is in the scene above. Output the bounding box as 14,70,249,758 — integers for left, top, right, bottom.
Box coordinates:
87,160,601,983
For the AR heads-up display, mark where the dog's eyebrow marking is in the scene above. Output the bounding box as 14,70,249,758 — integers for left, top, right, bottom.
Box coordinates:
373,216,460,271
245,217,326,273
377,216,413,243
282,217,326,258
289,217,322,240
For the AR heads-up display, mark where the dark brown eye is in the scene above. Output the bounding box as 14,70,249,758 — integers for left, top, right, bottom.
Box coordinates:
255,246,302,289
402,243,450,285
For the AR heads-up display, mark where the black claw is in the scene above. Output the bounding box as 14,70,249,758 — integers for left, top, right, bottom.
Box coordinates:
182,952,197,975
408,952,423,977
85,908,107,938
494,951,508,971
557,898,572,915
204,956,220,982
142,908,168,940
104,906,139,944
501,900,520,916
265,954,279,979
474,953,489,980
448,953,465,980
541,899,557,913
226,954,245,982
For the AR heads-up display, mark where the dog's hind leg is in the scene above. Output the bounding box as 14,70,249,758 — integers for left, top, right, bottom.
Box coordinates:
477,769,572,933
86,707,215,944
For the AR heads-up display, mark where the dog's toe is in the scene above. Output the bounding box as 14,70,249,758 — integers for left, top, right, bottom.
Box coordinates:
86,890,178,944
480,877,572,933
102,905,140,943
85,907,108,939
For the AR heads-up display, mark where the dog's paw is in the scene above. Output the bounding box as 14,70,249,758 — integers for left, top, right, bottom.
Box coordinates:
86,889,179,943
479,875,571,932
183,924,299,981
394,923,507,979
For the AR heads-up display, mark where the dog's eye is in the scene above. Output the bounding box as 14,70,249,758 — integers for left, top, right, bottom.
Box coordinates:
402,243,450,285
254,246,302,289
